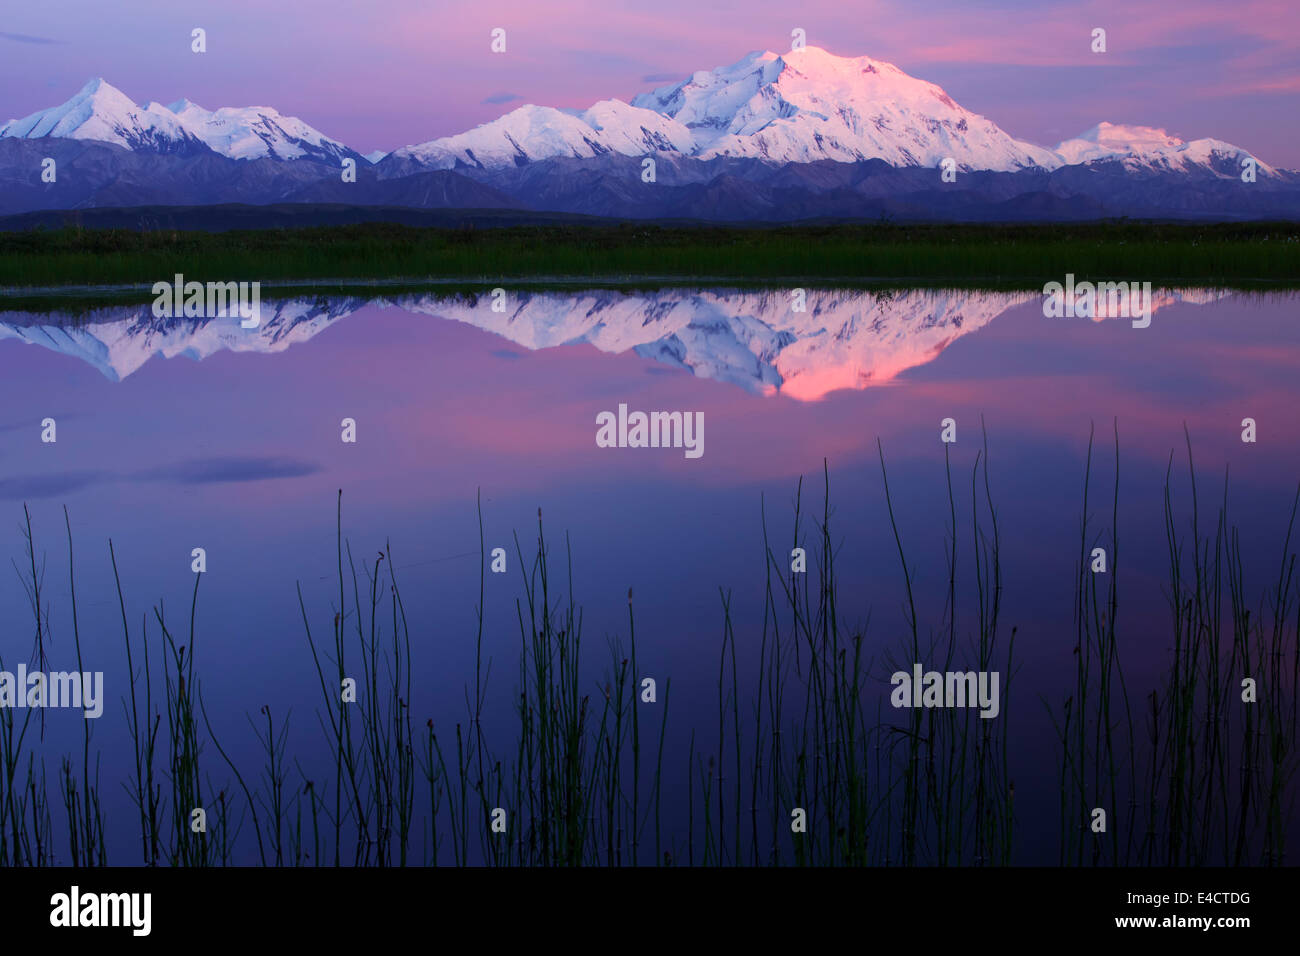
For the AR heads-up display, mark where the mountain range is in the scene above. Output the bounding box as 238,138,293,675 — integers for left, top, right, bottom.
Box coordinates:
1,48,1295,223
0,287,1227,398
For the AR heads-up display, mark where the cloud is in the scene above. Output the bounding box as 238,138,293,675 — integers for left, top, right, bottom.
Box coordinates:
0,413,78,433
134,456,322,484
0,31,60,45
0,456,320,499
1221,75,1300,94
482,91,524,104
0,471,109,500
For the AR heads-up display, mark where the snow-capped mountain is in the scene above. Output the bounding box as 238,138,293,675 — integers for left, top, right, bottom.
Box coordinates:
395,47,1060,173
0,297,365,381
630,47,1061,170
390,99,694,169
0,79,208,155
0,288,1224,398
0,290,1027,393
408,287,1036,398
0,51,1293,221
388,47,1287,181
1054,122,1277,178
1,78,358,163
165,98,358,163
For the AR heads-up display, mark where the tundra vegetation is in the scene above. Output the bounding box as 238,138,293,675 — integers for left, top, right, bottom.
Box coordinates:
2,222,1298,292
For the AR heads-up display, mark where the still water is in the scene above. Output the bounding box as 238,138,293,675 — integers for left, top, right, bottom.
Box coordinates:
1,286,1296,863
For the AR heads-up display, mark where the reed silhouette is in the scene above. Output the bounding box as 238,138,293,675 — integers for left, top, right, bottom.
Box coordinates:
1,426,1295,866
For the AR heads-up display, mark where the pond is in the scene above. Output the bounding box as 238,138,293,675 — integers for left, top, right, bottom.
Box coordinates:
1,285,1296,865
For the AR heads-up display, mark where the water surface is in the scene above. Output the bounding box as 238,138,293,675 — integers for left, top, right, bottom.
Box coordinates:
1,286,1296,863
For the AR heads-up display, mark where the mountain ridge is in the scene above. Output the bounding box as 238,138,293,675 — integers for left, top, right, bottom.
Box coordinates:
3,49,1287,178
0,288,1228,398
1,49,1295,222
1,78,362,165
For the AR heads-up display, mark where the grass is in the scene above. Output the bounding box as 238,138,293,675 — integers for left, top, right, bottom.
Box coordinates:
2,221,1299,291
0,427,1296,866
1050,424,1300,866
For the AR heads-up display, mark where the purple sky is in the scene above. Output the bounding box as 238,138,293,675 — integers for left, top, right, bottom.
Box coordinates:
2,0,1297,165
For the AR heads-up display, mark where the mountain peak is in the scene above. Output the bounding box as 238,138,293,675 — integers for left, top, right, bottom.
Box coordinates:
775,45,898,72
77,77,114,96
1054,121,1273,176
72,77,138,110
1073,122,1184,151
394,45,1061,172
1,79,355,163
0,77,199,149
627,46,1059,169
1,54,1283,188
